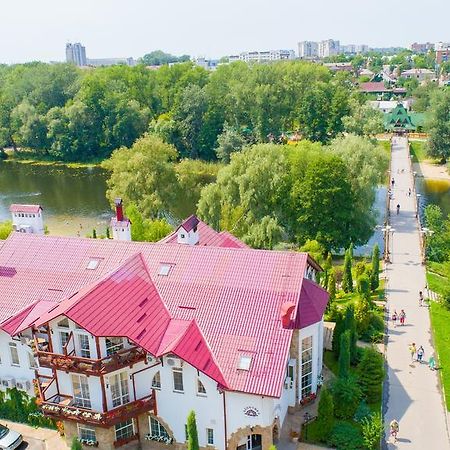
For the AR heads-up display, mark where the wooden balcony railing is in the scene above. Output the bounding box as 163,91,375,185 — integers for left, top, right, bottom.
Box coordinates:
37,346,147,375
41,394,155,427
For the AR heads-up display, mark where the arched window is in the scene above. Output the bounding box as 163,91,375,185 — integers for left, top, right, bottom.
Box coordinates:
151,371,161,389
197,379,206,395
150,417,169,439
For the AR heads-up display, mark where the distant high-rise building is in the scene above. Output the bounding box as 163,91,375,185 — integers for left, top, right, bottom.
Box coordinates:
410,42,435,53
66,42,87,66
341,44,368,55
86,57,136,67
298,41,319,59
318,40,340,58
227,49,295,63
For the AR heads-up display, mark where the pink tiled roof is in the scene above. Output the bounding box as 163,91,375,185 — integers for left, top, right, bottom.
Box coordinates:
0,232,327,398
9,204,42,214
178,215,200,232
294,279,329,329
159,217,248,248
359,82,391,93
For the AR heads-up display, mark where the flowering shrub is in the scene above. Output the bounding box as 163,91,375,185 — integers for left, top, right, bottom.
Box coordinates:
144,434,173,444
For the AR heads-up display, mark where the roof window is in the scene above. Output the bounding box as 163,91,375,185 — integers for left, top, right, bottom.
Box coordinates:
86,259,100,270
238,356,252,371
158,264,172,276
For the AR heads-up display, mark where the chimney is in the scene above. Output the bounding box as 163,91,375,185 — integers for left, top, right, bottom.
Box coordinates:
114,198,124,222
281,302,296,328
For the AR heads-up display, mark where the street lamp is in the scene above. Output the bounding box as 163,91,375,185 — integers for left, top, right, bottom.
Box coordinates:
420,227,434,265
381,225,396,263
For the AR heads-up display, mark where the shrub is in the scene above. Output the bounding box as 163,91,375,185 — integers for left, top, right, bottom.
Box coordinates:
355,296,371,336
331,375,362,419
327,421,364,450
358,348,384,403
342,250,353,293
315,388,334,441
354,260,367,279
360,312,384,343
353,401,372,424
361,412,384,450
71,437,82,450
187,410,199,450
334,267,344,286
327,270,336,307
344,306,358,365
332,310,344,354
357,274,371,300
339,331,350,378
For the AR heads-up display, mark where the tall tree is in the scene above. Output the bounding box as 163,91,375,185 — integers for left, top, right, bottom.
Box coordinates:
358,348,384,403
187,410,200,450
338,331,351,379
427,89,450,163
342,250,353,293
316,388,335,441
344,306,358,365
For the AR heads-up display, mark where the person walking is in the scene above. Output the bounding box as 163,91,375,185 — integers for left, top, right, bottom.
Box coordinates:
392,310,398,327
409,343,417,361
429,355,436,370
408,188,412,197
392,178,395,188
397,203,401,215
419,291,424,307
417,345,425,363
390,419,399,443
399,309,406,325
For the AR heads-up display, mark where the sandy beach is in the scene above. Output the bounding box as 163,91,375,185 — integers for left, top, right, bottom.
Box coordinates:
413,160,450,181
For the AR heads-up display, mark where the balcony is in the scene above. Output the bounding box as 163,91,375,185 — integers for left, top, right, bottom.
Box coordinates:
41,394,155,427
37,346,147,376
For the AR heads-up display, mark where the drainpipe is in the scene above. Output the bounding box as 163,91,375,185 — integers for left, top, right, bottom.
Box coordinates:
223,389,228,450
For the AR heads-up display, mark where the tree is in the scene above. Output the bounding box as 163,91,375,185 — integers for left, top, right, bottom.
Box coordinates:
327,270,336,307
92,229,97,239
243,216,283,249
358,348,384,402
370,244,380,290
215,123,246,163
344,306,358,365
332,310,344,354
427,89,450,163
316,388,334,440
298,239,326,265
361,413,384,450
331,375,362,419
355,296,371,336
338,331,350,378
102,134,179,218
342,99,385,136
0,221,12,240
357,274,371,300
294,155,356,250
141,50,190,66
342,250,353,293
187,410,199,450
125,204,172,242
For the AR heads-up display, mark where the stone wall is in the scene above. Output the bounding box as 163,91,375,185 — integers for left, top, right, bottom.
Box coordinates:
64,420,115,450
227,424,273,450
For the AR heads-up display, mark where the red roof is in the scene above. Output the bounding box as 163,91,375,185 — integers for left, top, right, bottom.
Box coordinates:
159,217,248,248
0,232,327,398
359,82,391,93
9,204,42,214
178,215,200,232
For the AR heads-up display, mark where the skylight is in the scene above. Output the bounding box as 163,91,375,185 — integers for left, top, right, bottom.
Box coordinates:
86,259,100,270
238,356,252,371
158,264,171,276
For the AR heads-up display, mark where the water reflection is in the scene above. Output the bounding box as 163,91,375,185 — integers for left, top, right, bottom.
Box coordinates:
416,177,450,218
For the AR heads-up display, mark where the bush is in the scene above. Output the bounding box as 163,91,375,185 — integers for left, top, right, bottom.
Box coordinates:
358,348,384,403
354,261,368,279
342,250,353,293
332,375,362,419
332,310,345,354
315,388,334,441
71,437,82,450
355,296,371,335
357,274,371,300
353,401,372,424
339,332,350,378
187,410,199,450
327,421,364,450
360,311,384,343
370,244,380,290
327,270,336,306
344,306,358,365
361,412,384,450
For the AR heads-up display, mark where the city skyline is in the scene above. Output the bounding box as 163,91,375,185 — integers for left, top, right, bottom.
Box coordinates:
0,0,449,64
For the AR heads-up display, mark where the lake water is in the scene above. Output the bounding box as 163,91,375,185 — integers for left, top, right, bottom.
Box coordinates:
0,161,111,236
1,160,449,244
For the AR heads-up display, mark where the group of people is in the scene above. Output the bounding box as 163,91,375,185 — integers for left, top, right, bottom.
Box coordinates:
391,309,406,326
408,342,436,369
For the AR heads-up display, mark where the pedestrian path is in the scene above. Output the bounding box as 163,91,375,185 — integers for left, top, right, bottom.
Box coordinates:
383,136,450,449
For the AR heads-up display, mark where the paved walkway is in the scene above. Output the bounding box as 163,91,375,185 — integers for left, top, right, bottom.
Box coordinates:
383,136,450,449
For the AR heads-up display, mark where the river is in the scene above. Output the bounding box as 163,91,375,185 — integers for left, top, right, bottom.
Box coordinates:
1,160,449,245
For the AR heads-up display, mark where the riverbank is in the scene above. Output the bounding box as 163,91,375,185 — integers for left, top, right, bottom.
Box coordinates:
414,160,450,181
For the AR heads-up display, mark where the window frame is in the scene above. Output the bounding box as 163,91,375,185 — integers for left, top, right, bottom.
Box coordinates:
172,368,184,393
77,424,96,442
301,335,313,398
71,374,91,409
197,378,207,396
9,342,20,366
28,351,37,369
207,428,214,446
151,371,161,390
115,419,134,441
110,372,130,408
150,417,170,439
77,333,91,359
105,337,124,356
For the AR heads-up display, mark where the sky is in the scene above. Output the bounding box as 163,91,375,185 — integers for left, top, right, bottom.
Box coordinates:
0,0,449,63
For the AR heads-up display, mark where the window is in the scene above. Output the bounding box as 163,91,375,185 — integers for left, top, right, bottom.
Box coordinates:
115,420,134,441
150,417,170,439
105,337,123,356
72,374,91,408
301,336,313,398
28,351,37,369
57,318,69,328
207,428,214,445
60,331,70,351
238,356,252,371
9,343,19,366
78,334,91,359
173,368,184,392
151,371,161,389
110,372,129,407
86,259,99,270
78,425,96,442
197,379,206,395
158,264,171,276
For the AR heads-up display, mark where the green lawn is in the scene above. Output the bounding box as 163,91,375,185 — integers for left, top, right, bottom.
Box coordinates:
410,141,428,163
430,302,450,410
378,141,391,156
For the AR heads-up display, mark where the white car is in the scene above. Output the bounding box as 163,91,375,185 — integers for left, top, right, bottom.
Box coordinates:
0,424,22,450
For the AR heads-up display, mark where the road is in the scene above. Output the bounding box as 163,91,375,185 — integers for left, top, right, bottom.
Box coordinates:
383,136,450,449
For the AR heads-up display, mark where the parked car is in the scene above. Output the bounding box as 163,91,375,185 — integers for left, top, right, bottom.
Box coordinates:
0,424,23,450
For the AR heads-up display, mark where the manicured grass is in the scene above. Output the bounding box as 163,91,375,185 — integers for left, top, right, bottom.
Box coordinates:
430,302,450,410
427,271,448,296
378,140,391,155
410,141,428,163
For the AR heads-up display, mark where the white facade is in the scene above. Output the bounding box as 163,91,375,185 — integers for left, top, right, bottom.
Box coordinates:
318,40,340,58
176,226,199,245
11,208,44,234
111,220,131,241
66,43,87,67
298,41,319,59
229,50,295,64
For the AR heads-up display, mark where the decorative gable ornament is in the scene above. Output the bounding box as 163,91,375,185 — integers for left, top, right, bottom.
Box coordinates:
243,406,260,417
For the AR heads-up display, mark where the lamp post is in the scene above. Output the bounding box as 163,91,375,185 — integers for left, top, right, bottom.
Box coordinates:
420,227,434,265
381,225,395,263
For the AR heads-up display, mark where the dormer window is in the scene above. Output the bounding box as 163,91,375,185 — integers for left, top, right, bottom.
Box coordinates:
238,356,252,371
158,264,172,276
86,259,100,270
